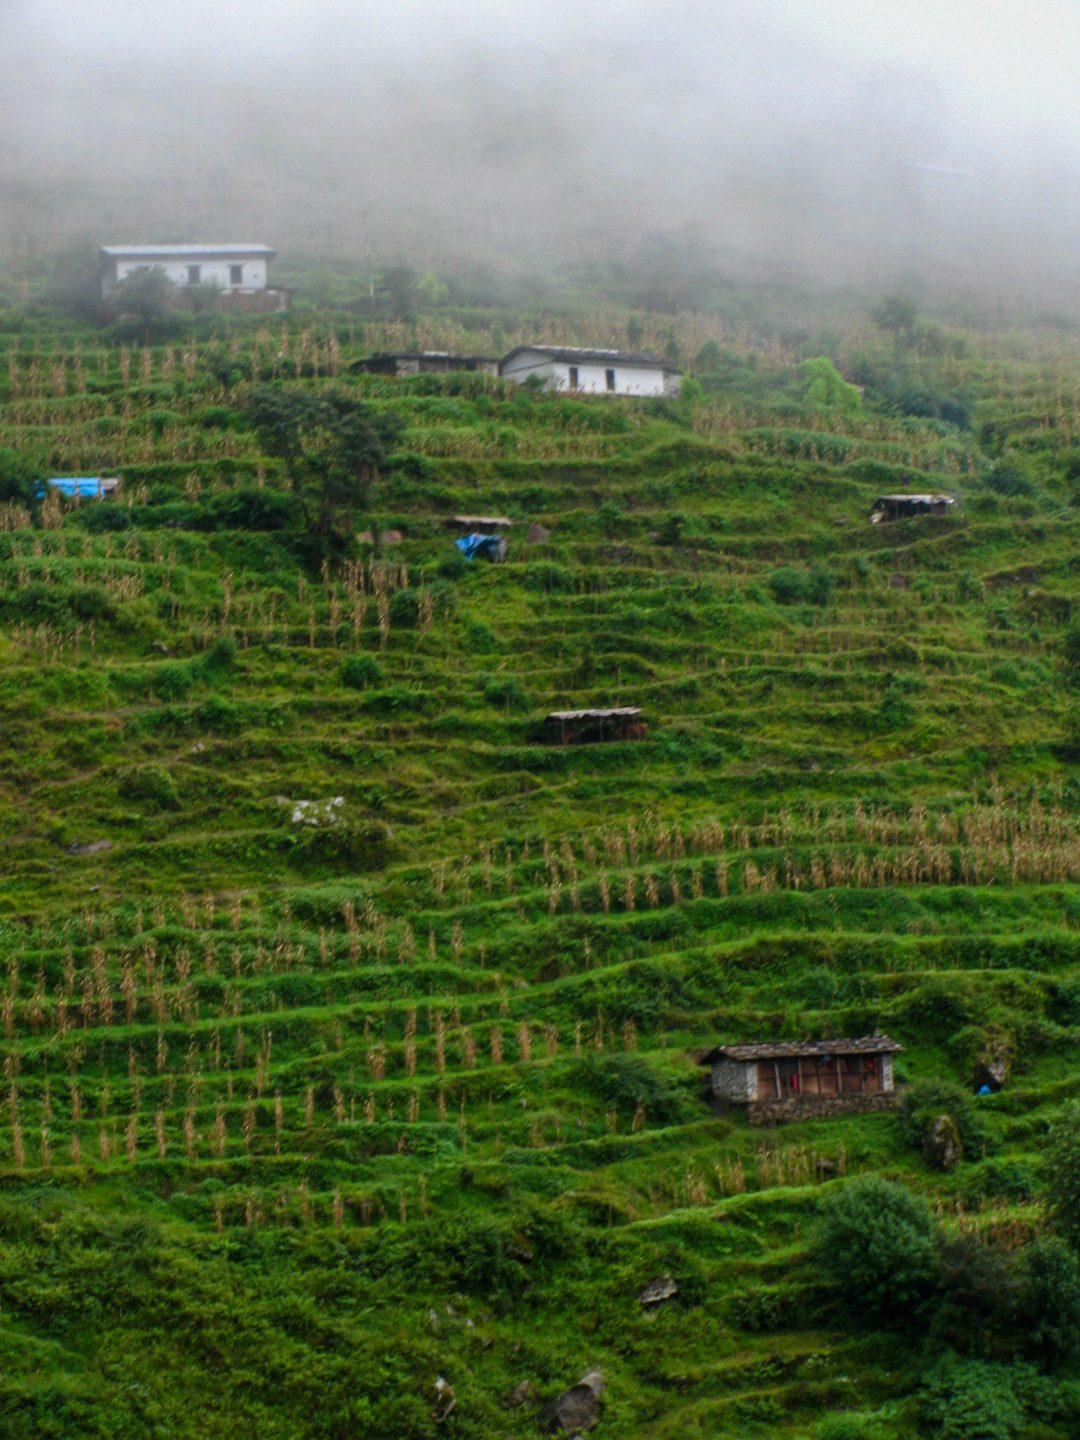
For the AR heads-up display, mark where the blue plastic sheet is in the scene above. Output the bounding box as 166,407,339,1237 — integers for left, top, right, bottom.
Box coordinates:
455,533,503,561
40,478,111,499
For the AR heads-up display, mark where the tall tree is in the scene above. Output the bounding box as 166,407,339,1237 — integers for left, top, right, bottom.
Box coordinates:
110,265,176,344
248,388,402,550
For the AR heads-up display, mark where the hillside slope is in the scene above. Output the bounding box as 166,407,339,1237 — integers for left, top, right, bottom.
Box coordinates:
1,313,1079,1438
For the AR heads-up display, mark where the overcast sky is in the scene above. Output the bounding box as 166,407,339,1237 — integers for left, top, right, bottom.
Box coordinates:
2,0,1079,304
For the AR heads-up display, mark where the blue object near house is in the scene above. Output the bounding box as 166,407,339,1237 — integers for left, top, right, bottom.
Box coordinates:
39,477,121,500
455,533,507,562
976,1084,992,1096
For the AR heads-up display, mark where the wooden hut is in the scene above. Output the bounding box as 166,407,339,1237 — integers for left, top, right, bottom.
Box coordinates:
870,494,955,523
544,707,646,744
700,1035,903,1123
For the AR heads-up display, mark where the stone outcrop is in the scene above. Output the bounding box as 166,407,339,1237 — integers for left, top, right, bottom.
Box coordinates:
973,1029,1012,1091
543,1371,605,1433
923,1113,962,1171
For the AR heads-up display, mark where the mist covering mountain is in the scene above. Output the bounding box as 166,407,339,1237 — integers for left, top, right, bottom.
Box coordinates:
2,0,1079,311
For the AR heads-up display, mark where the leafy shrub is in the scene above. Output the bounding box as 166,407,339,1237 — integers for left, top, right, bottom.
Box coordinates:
815,1176,938,1323
901,1079,987,1164
769,566,834,606
802,356,862,412
206,487,297,530
985,458,1034,497
362,684,426,715
729,1286,796,1333
920,1357,1057,1440
482,676,527,710
814,1415,872,1440
932,1231,1020,1356
0,447,39,504
194,697,243,733
117,765,179,812
151,661,196,701
197,634,236,675
571,1054,686,1125
293,820,394,870
1018,1237,1080,1370
1043,1103,1080,1248
340,655,384,690
388,581,455,628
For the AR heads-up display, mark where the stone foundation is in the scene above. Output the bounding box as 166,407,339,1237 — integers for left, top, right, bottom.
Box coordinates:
746,1091,901,1127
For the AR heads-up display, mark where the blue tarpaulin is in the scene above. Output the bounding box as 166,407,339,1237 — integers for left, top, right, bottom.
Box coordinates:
39,478,116,499
455,533,506,561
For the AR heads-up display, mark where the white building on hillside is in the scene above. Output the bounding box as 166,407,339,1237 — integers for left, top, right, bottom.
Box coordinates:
99,244,289,312
499,346,680,397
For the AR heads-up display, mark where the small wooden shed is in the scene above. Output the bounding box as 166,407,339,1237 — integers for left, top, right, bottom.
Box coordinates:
870,494,955,523
544,707,646,744
701,1035,903,1123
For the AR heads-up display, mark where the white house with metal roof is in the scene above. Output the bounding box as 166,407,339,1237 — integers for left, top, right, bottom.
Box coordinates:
99,245,289,312
499,346,680,397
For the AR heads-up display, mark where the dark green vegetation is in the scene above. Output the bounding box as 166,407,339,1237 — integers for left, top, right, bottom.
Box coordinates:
2,290,1080,1438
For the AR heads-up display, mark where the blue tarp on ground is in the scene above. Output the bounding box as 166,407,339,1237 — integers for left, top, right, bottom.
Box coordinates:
455,533,506,561
39,478,112,499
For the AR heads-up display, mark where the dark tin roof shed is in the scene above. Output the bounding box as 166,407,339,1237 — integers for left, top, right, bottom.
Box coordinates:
701,1035,903,1065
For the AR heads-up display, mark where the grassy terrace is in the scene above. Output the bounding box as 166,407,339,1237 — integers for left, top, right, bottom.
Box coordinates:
1,311,1080,1437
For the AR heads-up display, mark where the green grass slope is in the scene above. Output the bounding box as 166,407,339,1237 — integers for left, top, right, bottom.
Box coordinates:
1,310,1080,1438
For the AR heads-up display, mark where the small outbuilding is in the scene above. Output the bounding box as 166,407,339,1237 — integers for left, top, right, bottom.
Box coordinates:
870,494,956,523
444,515,513,530
351,351,498,376
701,1035,903,1124
499,346,681,397
544,707,646,744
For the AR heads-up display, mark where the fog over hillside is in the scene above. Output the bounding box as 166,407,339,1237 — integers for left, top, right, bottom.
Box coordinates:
2,0,1079,307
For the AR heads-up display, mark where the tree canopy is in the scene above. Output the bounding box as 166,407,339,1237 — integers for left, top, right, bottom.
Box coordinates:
109,265,176,343
248,387,403,549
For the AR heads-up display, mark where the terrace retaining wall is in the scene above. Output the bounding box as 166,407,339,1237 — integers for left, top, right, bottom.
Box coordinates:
746,1091,902,1127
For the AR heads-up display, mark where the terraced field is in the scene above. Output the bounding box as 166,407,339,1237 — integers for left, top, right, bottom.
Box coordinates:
1,312,1080,1438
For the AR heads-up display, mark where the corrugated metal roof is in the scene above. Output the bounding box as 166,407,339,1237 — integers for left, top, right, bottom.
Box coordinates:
448,515,513,527
500,345,678,371
100,244,275,257
873,494,955,505
546,708,642,721
701,1035,903,1063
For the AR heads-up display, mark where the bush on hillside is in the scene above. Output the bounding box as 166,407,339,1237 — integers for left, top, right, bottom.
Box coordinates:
768,565,834,606
901,1079,988,1166
931,1231,1021,1357
919,1357,1060,1440
0,447,39,505
1043,1102,1080,1249
206,487,298,530
571,1053,687,1126
482,676,528,710
340,655,384,690
815,1176,938,1324
1018,1237,1080,1371
117,765,180,812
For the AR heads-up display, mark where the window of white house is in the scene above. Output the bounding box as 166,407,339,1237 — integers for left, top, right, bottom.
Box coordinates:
568,366,579,388
605,368,616,391
187,265,201,285
229,264,243,285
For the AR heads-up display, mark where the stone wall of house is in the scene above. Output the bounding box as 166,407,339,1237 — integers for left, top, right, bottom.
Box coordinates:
747,1091,901,1127
882,1054,894,1091
711,1059,757,1102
